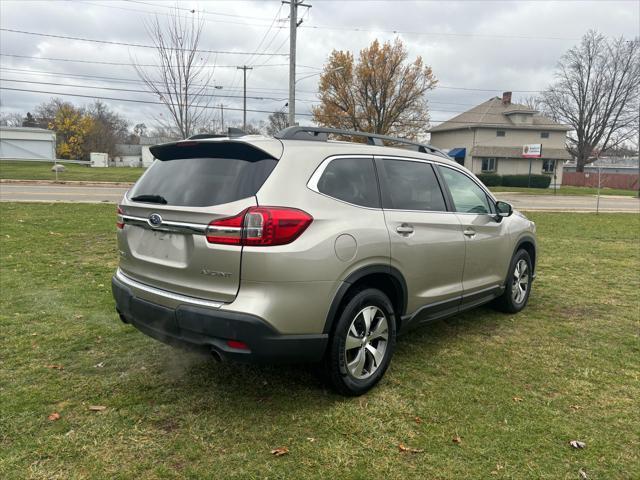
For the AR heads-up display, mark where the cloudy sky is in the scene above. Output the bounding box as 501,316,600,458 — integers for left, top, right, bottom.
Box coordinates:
0,0,638,133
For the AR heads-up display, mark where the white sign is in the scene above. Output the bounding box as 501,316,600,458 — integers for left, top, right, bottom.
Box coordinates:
522,144,542,158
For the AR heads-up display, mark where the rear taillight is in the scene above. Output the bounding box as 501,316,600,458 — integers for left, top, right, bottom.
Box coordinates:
206,207,312,246
116,206,124,229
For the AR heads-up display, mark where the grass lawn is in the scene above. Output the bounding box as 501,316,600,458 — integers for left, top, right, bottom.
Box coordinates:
1,205,638,479
490,185,638,197
0,161,144,183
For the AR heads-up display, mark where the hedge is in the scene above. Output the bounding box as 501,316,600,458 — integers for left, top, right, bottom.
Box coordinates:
476,173,502,186
502,174,551,189
476,173,551,189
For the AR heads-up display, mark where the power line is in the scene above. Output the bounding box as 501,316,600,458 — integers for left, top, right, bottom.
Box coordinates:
0,86,569,126
0,67,319,95
299,24,579,42
77,0,281,28
0,77,313,103
0,65,546,97
0,28,289,56
0,53,289,69
123,0,276,22
245,4,285,67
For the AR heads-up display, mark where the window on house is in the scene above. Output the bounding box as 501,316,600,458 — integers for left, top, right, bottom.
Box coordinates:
540,132,550,139
481,157,497,173
496,130,506,137
542,159,555,173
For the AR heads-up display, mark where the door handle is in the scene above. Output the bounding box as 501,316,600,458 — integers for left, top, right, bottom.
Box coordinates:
396,224,414,235
463,228,476,238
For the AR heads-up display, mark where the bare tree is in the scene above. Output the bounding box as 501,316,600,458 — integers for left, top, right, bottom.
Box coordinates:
518,96,544,112
134,9,215,139
541,31,639,171
266,111,288,135
0,111,24,127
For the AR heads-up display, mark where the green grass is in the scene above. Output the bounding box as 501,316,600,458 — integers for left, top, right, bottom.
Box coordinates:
1,205,639,479
490,185,638,197
0,161,144,183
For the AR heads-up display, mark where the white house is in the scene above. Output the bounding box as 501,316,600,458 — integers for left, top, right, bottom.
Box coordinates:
0,126,56,161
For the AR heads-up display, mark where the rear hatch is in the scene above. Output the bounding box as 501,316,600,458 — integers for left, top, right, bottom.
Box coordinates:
117,140,280,303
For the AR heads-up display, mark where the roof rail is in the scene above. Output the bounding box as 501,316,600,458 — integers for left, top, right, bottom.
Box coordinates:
274,126,449,158
188,127,247,140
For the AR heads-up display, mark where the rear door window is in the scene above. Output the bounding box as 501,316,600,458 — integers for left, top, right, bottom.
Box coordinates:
376,158,447,211
316,157,380,208
129,156,277,207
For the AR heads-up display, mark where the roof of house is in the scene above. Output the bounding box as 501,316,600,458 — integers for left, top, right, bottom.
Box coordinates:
430,97,572,133
471,146,572,160
0,126,56,135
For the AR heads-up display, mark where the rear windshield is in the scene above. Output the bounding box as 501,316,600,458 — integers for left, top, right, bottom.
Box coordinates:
129,156,277,207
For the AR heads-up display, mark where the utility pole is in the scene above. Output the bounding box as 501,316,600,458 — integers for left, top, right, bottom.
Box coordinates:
283,0,311,127
236,65,253,130
220,103,224,132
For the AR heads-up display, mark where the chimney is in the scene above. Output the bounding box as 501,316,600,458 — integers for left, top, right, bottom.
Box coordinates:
502,91,512,105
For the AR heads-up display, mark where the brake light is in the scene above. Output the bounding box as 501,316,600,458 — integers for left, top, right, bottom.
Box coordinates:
116,206,124,229
206,207,312,246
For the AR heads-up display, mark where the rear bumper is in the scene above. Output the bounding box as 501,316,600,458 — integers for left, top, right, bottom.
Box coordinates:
112,274,328,363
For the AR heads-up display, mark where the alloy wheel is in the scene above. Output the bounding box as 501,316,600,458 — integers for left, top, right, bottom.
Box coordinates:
512,259,530,304
344,306,389,380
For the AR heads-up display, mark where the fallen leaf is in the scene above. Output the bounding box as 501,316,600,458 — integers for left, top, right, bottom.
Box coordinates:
48,412,61,421
513,396,523,402
569,440,586,449
452,436,462,444
570,405,582,411
579,468,588,479
88,405,107,412
414,416,423,424
74,314,84,320
398,443,424,454
306,437,315,442
45,364,64,370
270,447,289,457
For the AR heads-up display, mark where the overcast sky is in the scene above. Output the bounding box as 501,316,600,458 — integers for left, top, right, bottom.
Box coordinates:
1,0,638,133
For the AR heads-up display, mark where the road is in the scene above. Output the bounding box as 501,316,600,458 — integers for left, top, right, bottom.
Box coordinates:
1,183,638,212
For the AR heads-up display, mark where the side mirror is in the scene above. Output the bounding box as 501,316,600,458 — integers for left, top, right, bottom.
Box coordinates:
495,201,513,222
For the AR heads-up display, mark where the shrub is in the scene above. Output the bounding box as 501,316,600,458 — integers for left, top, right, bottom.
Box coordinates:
502,174,551,189
476,173,502,186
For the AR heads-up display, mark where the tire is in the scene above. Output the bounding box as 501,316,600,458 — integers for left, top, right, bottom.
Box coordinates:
493,249,533,313
323,288,397,396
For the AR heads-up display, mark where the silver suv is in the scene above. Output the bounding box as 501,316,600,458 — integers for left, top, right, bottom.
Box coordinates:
112,127,537,396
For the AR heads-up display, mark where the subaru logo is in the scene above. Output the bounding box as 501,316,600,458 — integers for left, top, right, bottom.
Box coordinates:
148,213,163,227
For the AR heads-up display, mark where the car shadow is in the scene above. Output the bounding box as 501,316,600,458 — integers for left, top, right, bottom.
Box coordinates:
122,304,509,422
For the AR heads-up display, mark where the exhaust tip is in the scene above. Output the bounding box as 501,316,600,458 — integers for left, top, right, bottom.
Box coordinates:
210,349,223,362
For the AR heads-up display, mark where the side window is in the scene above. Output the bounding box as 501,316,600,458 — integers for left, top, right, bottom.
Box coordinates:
438,166,492,214
377,158,447,212
316,157,379,208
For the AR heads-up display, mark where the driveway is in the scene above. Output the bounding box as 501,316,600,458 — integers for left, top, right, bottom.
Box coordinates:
1,182,638,212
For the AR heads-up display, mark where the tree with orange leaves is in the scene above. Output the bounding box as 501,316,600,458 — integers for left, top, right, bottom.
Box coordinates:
312,39,437,139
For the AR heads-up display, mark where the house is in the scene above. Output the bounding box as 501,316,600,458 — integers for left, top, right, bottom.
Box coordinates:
0,126,56,161
110,143,143,167
429,92,572,187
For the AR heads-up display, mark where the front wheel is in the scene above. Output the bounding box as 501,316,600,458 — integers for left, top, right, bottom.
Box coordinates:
493,249,533,313
323,288,397,396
